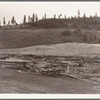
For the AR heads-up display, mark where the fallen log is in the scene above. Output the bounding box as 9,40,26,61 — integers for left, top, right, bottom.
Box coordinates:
64,73,84,80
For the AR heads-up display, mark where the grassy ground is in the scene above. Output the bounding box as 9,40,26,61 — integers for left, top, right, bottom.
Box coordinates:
0,28,68,49
0,28,99,49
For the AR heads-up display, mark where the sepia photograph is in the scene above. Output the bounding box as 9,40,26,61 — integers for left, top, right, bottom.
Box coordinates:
0,1,100,96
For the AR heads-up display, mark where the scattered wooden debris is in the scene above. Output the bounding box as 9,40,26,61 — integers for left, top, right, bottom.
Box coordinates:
1,54,100,79
18,70,22,73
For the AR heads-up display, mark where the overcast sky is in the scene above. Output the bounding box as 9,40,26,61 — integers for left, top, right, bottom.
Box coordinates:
0,2,100,24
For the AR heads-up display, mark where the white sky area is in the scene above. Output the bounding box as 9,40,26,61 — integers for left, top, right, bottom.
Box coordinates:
0,2,100,24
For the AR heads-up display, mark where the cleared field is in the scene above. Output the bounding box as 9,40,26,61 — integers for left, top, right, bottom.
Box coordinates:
0,28,100,93
0,43,100,57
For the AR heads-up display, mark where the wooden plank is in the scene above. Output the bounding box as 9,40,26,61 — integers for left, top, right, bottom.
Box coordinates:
65,73,83,80
0,59,32,63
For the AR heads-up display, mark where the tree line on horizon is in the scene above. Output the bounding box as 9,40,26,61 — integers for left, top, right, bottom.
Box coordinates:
0,10,99,29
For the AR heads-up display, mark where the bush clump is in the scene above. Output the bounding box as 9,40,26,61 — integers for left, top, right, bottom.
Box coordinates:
74,29,81,36
61,30,71,36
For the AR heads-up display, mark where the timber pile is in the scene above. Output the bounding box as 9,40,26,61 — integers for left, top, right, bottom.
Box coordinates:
0,55,85,76
1,54,100,80
32,61,66,76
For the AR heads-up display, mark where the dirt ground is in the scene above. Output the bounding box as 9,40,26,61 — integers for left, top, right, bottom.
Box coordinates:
0,42,100,93
0,68,100,94
0,55,100,94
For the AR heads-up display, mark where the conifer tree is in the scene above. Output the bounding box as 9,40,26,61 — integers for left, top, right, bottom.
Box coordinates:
28,16,31,22
32,13,35,23
83,13,86,24
23,15,26,25
35,14,38,23
11,16,16,25
3,17,6,27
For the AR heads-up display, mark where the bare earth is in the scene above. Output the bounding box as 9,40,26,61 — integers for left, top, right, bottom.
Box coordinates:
0,68,100,94
0,43,100,93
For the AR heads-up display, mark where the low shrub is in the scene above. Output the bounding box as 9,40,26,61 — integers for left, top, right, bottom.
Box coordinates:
74,29,81,34
61,30,71,36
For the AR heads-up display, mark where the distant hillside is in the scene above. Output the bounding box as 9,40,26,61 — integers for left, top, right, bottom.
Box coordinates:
0,28,100,49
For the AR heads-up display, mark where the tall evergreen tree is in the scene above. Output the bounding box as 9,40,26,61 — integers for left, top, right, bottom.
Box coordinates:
32,13,35,23
44,14,47,28
28,16,31,22
23,15,26,25
78,9,80,18
64,15,66,19
54,14,56,19
83,13,86,24
0,21,1,28
8,20,10,25
35,14,38,23
90,15,93,25
58,14,62,19
11,16,16,25
3,17,6,27
44,14,46,20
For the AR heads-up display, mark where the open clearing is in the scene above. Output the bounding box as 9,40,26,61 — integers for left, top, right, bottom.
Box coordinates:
0,43,100,57
0,28,100,93
0,43,100,93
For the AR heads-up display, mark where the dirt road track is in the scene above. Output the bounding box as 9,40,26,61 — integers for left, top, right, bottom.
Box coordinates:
0,68,100,93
